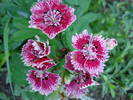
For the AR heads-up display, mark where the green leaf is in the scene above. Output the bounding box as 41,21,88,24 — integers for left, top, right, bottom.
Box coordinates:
110,87,116,98
0,54,6,69
10,29,42,42
14,85,22,96
22,91,44,100
62,28,75,51
10,52,30,86
3,18,14,94
64,0,78,5
102,83,108,96
121,58,133,73
49,38,63,59
13,17,29,29
76,0,91,16
73,13,101,32
45,91,60,100
109,83,116,98
0,92,9,100
102,74,108,82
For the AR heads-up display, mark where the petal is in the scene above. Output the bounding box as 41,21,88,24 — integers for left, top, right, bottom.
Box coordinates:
72,30,91,50
45,43,51,55
92,35,109,62
84,58,104,75
64,52,79,73
71,51,86,71
50,0,62,4
78,73,99,89
34,61,56,70
42,25,61,39
21,40,36,66
27,70,42,92
31,0,49,14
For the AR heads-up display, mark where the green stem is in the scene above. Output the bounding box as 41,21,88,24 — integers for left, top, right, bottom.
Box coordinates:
57,33,66,48
3,18,14,98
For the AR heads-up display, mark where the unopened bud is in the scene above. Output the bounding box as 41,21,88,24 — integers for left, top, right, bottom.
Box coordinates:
106,38,118,50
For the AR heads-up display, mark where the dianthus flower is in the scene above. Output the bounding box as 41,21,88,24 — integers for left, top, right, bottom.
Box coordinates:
64,72,98,98
21,39,56,70
65,79,88,99
71,30,110,75
29,0,76,39
27,70,60,96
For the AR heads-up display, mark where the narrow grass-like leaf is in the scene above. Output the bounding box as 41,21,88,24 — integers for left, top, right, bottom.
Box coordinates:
3,18,14,96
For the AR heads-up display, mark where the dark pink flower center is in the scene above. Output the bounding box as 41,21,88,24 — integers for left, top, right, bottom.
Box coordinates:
44,10,62,26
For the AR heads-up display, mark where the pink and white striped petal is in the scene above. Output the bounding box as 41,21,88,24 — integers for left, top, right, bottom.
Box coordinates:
64,52,79,73
92,35,109,62
71,51,86,71
72,30,91,50
34,61,56,70
77,73,99,89
84,58,105,75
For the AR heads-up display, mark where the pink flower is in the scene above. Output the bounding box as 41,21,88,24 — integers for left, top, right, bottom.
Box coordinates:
71,30,109,75
27,70,60,96
106,38,118,50
29,0,76,39
21,40,56,70
64,79,88,99
64,72,97,98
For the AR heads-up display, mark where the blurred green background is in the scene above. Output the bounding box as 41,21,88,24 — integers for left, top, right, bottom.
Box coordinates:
0,0,133,100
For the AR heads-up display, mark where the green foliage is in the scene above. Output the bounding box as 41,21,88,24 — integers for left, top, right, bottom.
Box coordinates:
0,0,133,99
0,92,9,100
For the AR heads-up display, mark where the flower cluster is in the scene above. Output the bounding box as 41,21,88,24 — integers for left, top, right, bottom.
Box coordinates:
29,0,76,39
64,30,117,98
21,39,60,96
20,0,118,98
